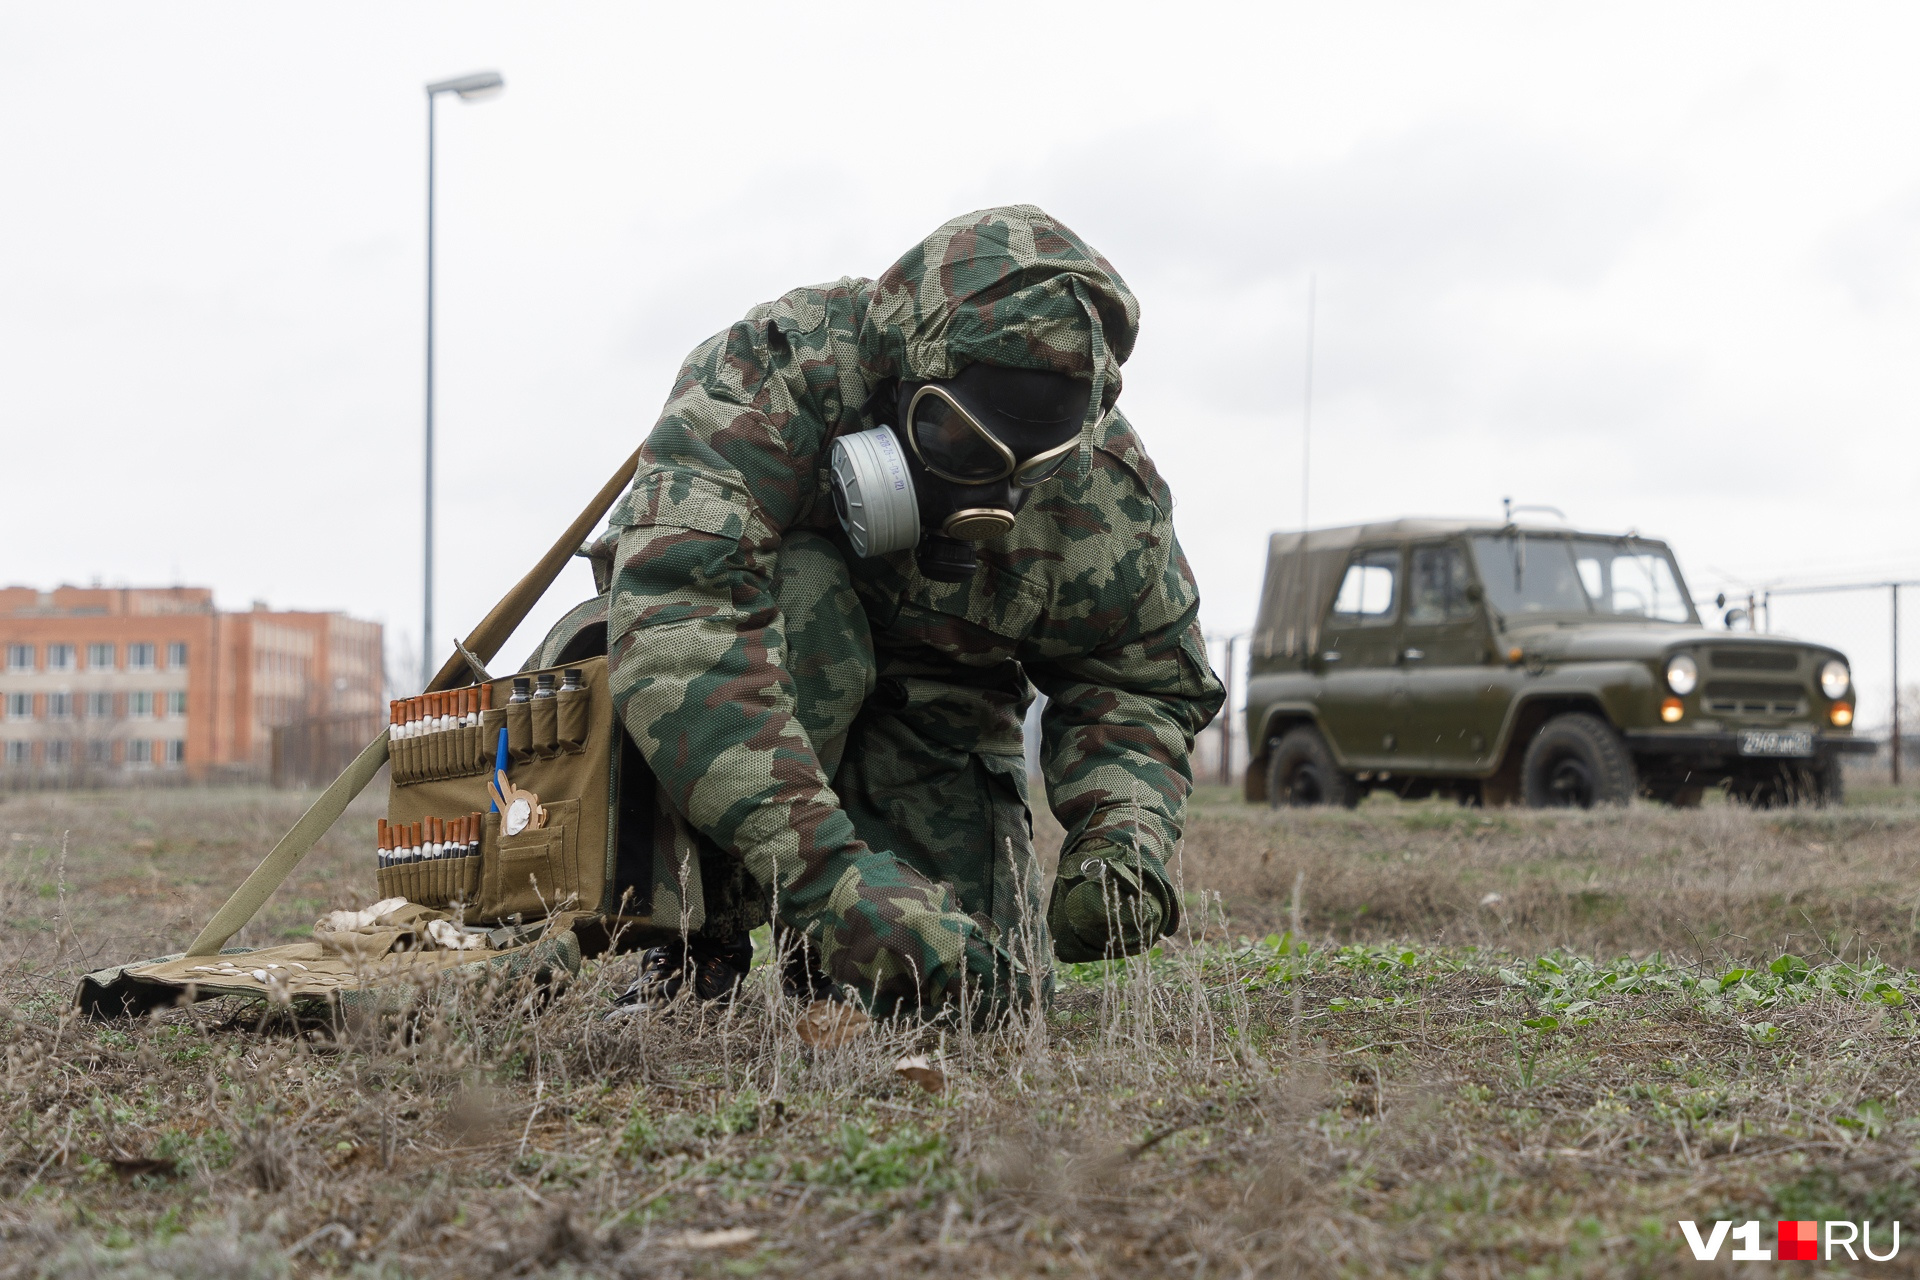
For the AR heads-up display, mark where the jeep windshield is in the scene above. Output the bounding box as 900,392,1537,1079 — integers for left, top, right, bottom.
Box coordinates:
1471,534,1697,623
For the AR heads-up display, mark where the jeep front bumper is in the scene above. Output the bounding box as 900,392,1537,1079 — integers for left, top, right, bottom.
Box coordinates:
1622,730,1878,759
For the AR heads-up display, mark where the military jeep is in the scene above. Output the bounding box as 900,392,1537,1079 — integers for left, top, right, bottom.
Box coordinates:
1242,520,1875,808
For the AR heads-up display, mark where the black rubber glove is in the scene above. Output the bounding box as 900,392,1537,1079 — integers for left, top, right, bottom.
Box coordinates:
1048,842,1173,963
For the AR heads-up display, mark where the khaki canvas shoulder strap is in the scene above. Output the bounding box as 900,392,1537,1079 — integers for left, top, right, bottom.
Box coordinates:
185,448,641,957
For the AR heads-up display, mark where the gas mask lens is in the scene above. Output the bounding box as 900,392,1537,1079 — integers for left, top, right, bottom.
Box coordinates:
909,389,1009,484
907,385,1075,489
1011,439,1077,487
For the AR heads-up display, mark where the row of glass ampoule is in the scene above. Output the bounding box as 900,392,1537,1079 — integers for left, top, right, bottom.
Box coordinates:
376,814,482,868
389,687,490,740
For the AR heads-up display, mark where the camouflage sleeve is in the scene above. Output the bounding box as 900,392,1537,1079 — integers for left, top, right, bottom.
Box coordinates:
609,306,1021,1015
1028,526,1224,895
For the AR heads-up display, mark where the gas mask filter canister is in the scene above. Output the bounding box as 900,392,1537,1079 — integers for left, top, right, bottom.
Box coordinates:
829,425,920,557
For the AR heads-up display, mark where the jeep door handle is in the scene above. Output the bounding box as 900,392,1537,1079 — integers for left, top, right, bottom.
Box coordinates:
1402,648,1425,662
1321,651,1341,663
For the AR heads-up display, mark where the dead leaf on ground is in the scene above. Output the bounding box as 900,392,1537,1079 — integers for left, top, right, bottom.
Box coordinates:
894,1054,946,1094
663,1226,758,1250
796,1000,870,1049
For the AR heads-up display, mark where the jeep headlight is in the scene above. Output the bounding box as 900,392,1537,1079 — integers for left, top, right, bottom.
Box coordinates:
1665,653,1699,697
1820,659,1851,700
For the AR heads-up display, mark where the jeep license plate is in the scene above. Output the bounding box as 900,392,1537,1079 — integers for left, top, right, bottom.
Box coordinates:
1739,729,1813,758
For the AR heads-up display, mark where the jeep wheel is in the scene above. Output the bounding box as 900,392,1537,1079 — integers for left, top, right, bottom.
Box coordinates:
1520,713,1635,808
1267,727,1360,809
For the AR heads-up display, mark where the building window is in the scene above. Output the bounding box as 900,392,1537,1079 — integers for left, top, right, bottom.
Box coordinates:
46,644,75,672
129,691,153,718
167,690,187,717
46,692,71,720
164,740,185,766
87,691,114,718
167,642,188,669
4,693,30,720
88,643,115,670
129,643,155,671
45,741,70,766
5,644,31,672
3,742,28,767
86,741,113,765
127,740,152,764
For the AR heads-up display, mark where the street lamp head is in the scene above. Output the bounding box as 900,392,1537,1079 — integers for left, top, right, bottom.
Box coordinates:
427,70,505,101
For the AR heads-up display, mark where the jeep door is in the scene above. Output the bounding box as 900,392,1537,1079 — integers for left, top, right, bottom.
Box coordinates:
1314,546,1408,769
1399,540,1504,771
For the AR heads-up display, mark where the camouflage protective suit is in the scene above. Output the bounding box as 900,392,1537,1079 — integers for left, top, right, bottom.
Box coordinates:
598,206,1222,1018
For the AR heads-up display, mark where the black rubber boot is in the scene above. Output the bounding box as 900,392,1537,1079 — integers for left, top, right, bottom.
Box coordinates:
608,932,753,1013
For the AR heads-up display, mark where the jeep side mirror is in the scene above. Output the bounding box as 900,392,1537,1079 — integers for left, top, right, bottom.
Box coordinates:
1723,607,1748,630
1464,582,1485,604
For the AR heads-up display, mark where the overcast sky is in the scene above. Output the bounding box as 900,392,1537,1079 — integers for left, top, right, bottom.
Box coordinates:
5,4,1919,723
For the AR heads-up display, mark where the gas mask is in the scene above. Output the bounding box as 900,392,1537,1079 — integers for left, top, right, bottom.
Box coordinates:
830,364,1091,582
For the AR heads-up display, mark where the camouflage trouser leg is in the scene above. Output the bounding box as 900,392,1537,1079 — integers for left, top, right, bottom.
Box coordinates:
689,531,875,942
693,533,1049,1012
831,701,1052,983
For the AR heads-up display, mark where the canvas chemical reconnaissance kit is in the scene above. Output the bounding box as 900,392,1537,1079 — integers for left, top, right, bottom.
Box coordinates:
74,448,706,1019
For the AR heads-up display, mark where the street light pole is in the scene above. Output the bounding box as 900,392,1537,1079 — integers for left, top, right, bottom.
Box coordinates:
423,70,504,689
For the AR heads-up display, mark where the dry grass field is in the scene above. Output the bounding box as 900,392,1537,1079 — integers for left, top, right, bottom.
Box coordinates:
6,780,1920,1276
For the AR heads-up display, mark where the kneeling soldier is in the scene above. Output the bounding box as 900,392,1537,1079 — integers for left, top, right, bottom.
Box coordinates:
584,205,1221,1020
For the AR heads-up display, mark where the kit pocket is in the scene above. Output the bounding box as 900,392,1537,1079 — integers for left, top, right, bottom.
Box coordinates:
428,729,448,781
506,700,533,765
377,855,481,910
479,708,507,773
480,799,580,922
392,735,419,785
556,687,590,754
451,723,481,778
531,696,559,759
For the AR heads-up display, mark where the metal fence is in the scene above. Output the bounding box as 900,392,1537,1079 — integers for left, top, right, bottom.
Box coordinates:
1713,579,1915,782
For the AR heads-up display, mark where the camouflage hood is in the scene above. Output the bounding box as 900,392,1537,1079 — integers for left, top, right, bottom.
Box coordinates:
856,205,1140,477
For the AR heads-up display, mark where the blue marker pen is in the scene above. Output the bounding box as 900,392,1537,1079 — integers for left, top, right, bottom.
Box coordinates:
491,726,509,812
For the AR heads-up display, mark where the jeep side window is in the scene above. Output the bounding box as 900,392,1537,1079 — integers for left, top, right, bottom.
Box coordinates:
1408,545,1476,625
1330,550,1399,625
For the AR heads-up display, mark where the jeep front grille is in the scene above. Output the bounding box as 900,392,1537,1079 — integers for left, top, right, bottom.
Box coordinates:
1710,647,1799,672
1702,680,1805,717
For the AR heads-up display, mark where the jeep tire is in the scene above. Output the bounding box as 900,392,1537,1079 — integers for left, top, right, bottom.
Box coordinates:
1520,713,1635,809
1267,727,1361,809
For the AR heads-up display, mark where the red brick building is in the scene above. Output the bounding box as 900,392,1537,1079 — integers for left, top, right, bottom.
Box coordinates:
0,585,383,784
